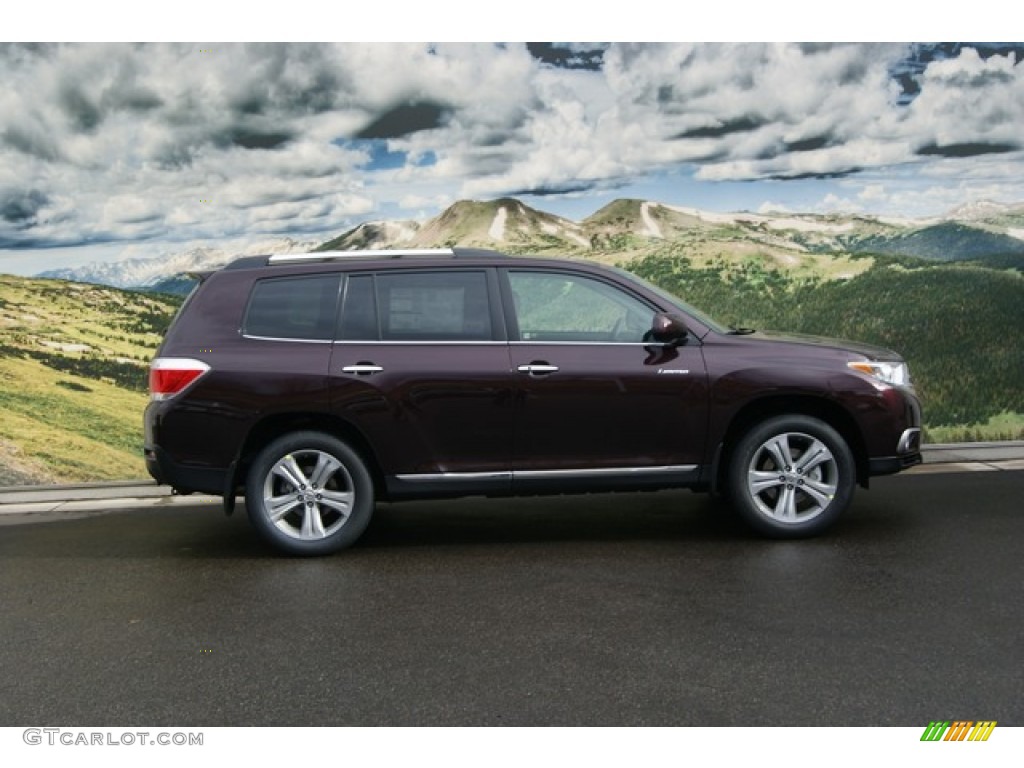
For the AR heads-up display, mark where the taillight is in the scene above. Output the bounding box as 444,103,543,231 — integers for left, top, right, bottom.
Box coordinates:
149,358,210,401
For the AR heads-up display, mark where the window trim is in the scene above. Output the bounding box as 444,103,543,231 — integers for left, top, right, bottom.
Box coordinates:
240,334,335,345
336,273,380,342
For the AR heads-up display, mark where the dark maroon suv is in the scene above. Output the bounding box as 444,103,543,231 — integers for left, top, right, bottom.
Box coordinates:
145,248,922,554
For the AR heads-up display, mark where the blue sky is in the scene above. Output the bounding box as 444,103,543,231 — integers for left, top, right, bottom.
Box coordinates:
2,41,1023,275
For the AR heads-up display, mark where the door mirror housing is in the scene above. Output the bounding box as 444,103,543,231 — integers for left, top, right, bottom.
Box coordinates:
648,312,689,346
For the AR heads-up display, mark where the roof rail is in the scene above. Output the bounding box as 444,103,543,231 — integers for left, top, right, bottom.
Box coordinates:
267,248,455,263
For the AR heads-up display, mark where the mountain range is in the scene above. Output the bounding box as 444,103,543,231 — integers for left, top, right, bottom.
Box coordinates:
37,197,1024,291
38,237,322,290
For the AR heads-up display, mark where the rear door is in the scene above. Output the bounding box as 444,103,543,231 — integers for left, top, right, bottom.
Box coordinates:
503,268,707,488
329,268,514,496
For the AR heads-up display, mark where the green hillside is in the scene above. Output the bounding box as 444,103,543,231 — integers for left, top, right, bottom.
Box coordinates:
845,222,1024,264
0,275,180,484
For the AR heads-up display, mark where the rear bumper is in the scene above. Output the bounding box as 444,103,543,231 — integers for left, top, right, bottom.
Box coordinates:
144,445,227,496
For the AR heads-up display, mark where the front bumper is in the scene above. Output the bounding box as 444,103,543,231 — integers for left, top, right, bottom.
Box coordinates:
868,427,922,476
868,452,923,476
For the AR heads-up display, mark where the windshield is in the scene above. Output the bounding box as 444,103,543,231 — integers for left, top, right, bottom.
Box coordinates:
612,266,731,335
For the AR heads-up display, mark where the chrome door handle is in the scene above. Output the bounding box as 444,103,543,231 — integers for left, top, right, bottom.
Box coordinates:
341,364,384,375
517,364,559,376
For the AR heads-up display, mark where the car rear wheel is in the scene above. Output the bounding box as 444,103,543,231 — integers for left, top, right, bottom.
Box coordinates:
245,431,374,556
727,415,855,538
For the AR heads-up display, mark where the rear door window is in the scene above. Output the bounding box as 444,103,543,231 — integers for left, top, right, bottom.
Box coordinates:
338,271,494,341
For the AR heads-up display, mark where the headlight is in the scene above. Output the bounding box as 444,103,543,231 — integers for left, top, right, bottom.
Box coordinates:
848,360,910,387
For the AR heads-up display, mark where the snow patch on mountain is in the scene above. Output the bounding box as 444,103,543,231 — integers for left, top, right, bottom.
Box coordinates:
876,215,940,228
640,202,663,238
489,206,508,240
541,217,588,247
945,200,1012,220
664,203,856,234
663,204,773,229
662,204,741,225
764,218,855,234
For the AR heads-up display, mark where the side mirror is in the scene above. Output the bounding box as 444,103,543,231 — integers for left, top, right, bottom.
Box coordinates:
647,312,689,346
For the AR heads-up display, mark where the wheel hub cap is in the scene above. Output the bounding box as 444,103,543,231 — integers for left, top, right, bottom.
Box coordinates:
746,431,838,524
262,449,355,541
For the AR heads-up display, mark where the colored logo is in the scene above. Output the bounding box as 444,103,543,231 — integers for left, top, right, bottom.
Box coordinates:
920,721,996,741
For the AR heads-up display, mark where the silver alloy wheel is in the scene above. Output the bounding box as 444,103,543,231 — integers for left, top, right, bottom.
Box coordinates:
261,449,355,541
745,431,839,523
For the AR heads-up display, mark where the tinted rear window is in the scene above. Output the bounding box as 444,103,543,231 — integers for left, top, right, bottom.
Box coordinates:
339,271,493,341
243,274,341,340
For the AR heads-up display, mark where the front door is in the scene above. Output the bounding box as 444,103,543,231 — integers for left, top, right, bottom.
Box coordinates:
504,269,707,488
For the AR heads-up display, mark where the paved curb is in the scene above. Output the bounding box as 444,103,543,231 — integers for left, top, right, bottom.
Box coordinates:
920,440,1024,462
1,442,1022,516
0,480,221,516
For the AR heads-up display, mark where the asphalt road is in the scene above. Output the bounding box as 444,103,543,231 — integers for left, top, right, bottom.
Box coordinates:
1,471,1021,726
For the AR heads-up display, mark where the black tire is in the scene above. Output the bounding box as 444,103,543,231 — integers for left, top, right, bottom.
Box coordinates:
727,415,855,538
245,431,374,556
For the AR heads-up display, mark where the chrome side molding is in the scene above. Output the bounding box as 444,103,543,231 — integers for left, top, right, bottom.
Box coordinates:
395,465,698,483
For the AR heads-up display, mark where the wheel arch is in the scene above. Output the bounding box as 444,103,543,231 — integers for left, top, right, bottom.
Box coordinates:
713,395,869,492
231,412,386,500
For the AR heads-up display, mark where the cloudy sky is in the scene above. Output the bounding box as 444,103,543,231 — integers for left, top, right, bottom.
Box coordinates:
2,41,1023,274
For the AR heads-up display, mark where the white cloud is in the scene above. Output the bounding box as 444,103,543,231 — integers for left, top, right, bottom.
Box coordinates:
2,42,1023,260
858,185,887,202
816,193,864,213
906,48,1024,149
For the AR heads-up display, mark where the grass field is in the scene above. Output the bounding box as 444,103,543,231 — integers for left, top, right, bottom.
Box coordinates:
0,275,177,483
924,411,1024,443
0,356,149,482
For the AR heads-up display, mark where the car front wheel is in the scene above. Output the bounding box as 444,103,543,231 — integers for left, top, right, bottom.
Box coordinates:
727,415,855,538
245,431,374,556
